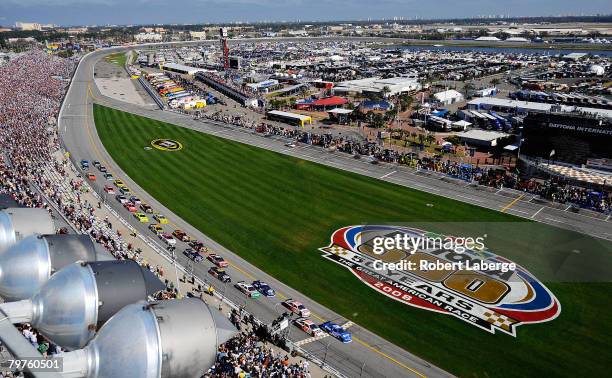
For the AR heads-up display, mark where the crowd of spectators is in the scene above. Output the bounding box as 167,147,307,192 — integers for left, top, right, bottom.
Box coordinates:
0,50,323,377
206,318,311,378
200,111,612,214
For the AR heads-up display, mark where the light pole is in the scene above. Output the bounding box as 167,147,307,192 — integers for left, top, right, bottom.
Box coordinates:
171,249,181,294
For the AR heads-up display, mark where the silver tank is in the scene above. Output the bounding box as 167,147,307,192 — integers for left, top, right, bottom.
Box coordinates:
61,298,237,378
0,234,110,302
0,208,54,251
30,262,99,349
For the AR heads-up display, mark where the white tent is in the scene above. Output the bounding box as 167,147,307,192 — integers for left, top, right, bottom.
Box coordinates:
434,89,464,105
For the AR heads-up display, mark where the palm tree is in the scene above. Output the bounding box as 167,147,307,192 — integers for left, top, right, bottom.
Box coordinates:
463,82,475,98
425,134,436,146
382,85,392,99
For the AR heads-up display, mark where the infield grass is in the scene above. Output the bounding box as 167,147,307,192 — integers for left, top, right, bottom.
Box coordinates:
94,104,612,377
104,52,128,67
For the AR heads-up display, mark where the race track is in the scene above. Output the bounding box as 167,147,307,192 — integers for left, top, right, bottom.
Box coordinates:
59,42,611,378
60,46,453,378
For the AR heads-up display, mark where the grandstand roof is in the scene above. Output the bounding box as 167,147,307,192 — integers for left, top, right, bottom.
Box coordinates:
468,97,612,119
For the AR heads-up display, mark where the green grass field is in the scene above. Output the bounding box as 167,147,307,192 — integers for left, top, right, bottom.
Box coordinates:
94,104,612,377
104,52,128,67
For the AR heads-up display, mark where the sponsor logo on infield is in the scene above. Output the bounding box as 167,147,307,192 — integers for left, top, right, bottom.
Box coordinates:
151,139,183,152
319,225,561,336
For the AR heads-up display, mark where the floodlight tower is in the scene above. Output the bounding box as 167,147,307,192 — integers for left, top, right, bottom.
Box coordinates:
220,27,230,70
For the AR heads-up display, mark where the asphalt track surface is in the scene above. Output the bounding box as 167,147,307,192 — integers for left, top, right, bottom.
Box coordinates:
59,44,612,378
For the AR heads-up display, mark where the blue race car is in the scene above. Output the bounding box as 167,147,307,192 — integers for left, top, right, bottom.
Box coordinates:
252,280,275,297
320,322,352,343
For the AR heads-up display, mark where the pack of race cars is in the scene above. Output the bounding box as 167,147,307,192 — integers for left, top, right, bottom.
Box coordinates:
81,159,352,344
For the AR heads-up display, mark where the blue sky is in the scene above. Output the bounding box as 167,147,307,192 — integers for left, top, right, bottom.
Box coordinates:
1,0,611,26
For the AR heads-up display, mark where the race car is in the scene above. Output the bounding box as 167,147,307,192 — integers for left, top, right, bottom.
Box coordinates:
189,240,206,252
119,187,131,196
113,179,126,189
103,173,114,181
252,280,275,297
87,173,96,181
80,160,89,170
159,233,176,246
208,267,231,283
103,185,115,194
98,165,107,173
319,322,352,343
129,196,142,205
149,223,163,235
133,212,149,223
154,214,168,224
294,318,324,337
172,229,190,242
93,160,101,168
140,203,153,213
123,202,137,212
115,195,128,204
183,248,204,262
207,253,228,268
234,281,261,298
282,299,310,317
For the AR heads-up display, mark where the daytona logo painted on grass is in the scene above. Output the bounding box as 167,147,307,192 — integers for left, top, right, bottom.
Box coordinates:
151,139,183,151
319,225,561,336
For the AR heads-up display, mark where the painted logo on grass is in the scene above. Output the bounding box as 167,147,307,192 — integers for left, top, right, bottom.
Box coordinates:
151,139,183,152
319,225,561,336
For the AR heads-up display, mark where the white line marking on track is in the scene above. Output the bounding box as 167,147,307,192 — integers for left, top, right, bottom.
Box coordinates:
531,206,545,219
454,194,483,203
544,217,565,223
506,207,530,215
380,171,396,179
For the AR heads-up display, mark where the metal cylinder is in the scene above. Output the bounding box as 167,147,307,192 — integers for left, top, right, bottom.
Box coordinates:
0,234,110,302
0,208,54,251
59,298,237,378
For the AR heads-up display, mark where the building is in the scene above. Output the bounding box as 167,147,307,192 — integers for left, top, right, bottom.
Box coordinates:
15,22,41,31
295,96,348,111
267,110,312,127
433,89,464,105
505,37,530,43
458,130,511,148
521,112,611,165
160,63,204,76
333,77,420,98
245,79,279,92
189,31,207,40
475,36,501,42
134,33,163,42
67,27,88,35
467,97,612,120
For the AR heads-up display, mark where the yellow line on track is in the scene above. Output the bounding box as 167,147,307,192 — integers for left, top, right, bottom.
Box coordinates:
353,336,427,378
501,194,525,212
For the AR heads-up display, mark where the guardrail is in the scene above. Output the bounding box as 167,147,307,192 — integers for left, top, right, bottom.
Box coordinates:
137,76,166,110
